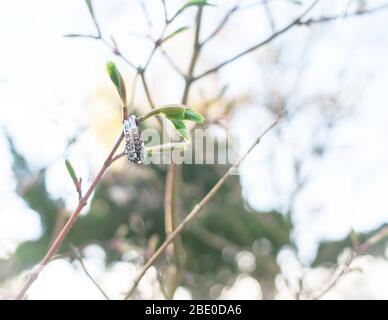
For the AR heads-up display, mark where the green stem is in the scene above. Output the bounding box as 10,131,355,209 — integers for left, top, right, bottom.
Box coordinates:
163,7,204,299
137,105,187,123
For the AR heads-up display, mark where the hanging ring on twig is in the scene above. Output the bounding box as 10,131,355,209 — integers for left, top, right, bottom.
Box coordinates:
123,115,146,164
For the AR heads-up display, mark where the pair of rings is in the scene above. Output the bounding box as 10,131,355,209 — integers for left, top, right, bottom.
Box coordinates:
123,115,146,164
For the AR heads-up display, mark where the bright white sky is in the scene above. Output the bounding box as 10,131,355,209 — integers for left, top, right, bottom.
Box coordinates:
1,0,388,299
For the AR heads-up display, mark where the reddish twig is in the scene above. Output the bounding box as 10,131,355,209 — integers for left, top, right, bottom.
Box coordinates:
15,132,125,299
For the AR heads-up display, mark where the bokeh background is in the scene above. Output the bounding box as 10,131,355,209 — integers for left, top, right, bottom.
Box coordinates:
1,0,388,299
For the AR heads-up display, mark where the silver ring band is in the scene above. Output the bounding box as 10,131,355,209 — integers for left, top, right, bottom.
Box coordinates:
123,115,146,164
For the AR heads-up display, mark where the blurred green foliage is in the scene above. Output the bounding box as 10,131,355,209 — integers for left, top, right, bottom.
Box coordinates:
1,134,386,298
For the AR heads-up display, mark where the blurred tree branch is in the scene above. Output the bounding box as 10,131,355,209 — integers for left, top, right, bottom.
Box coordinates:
125,116,282,299
313,226,388,299
16,132,125,299
194,1,388,81
194,0,320,80
71,245,110,300
11,0,388,300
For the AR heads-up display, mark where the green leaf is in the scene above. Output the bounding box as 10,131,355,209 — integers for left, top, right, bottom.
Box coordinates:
65,159,78,184
138,105,185,122
350,229,359,249
170,119,190,141
163,26,190,43
138,105,205,128
184,109,205,123
176,0,215,16
182,0,215,10
162,105,186,120
106,61,127,105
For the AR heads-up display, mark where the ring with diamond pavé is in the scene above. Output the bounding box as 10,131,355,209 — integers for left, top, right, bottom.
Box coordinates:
123,115,146,164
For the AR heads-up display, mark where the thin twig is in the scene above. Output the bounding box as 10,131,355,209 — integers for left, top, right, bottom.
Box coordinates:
299,3,388,26
201,1,242,46
162,7,205,299
140,70,157,110
313,226,388,300
143,45,159,71
160,0,169,24
15,132,125,299
128,71,139,111
182,8,204,102
195,1,388,81
263,0,276,32
71,245,110,300
138,25,169,112
139,0,153,29
194,0,320,81
124,115,282,299
159,46,185,77
65,2,138,70
49,208,69,248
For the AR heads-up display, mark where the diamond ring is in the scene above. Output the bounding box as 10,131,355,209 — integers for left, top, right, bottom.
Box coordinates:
123,115,146,164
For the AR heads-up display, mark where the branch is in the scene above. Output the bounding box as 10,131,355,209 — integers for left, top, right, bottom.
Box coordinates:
201,0,242,46
71,245,110,300
194,0,320,80
124,115,282,299
159,46,185,77
139,0,153,29
64,1,137,71
194,1,388,81
139,70,157,110
161,0,169,24
15,132,125,299
162,7,205,299
298,3,388,26
137,25,169,113
313,226,388,300
263,0,276,32
182,7,204,103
